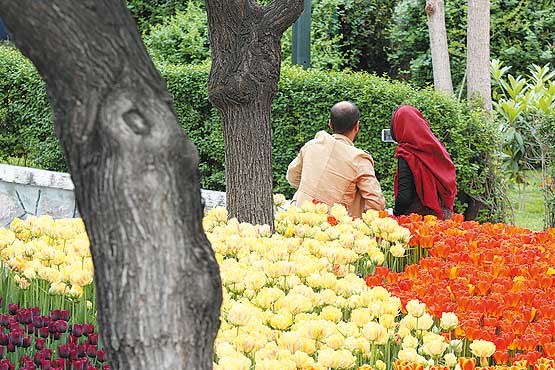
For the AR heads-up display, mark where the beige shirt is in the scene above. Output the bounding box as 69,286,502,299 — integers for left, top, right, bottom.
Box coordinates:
287,131,386,217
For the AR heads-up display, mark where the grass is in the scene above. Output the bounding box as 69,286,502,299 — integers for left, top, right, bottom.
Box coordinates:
507,170,545,231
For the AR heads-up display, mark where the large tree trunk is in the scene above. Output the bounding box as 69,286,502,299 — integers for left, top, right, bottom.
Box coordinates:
425,0,454,94
206,0,304,227
467,0,492,110
0,2,222,370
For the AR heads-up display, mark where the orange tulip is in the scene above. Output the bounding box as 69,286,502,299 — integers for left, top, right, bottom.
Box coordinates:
493,350,509,364
459,357,476,370
543,342,555,358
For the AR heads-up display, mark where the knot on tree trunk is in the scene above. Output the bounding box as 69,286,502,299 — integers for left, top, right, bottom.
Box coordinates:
208,27,282,109
425,1,435,15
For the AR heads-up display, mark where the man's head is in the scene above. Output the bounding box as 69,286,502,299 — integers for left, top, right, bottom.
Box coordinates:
329,101,360,139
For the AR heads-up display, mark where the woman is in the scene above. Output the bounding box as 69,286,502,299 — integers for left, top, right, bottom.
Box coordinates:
391,105,457,219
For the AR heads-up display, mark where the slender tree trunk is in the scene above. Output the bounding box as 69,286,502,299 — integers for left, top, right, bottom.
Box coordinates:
0,2,222,370
205,0,304,228
467,0,492,110
425,0,454,94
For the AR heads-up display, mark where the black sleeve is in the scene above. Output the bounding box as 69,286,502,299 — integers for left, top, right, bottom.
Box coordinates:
394,157,417,216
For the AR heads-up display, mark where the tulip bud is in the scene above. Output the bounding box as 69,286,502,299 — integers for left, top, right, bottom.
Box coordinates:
87,333,99,345
8,304,18,315
21,336,32,348
72,324,84,337
86,344,97,358
35,338,45,351
57,344,70,359
97,349,107,362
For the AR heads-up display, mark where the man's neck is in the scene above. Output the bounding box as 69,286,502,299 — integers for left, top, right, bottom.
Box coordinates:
332,132,355,146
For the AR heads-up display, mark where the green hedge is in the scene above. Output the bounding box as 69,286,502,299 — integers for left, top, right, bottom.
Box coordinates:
0,45,504,220
0,45,59,169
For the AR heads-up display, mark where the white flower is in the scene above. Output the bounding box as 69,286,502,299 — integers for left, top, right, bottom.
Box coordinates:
422,340,448,357
406,299,426,318
390,243,405,257
440,312,459,331
470,339,496,358
444,353,457,367
362,322,384,342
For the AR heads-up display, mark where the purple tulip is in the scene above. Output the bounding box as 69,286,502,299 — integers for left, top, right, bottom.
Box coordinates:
96,349,107,362
35,338,46,350
16,308,34,325
86,344,97,358
7,305,18,316
71,324,84,337
54,320,68,333
82,324,94,335
8,328,24,345
40,359,52,370
20,336,31,348
57,344,71,359
38,327,49,338
87,333,99,345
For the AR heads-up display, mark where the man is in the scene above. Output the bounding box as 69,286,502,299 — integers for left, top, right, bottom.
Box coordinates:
287,101,386,217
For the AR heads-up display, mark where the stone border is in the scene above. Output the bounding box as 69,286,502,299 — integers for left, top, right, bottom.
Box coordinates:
0,164,74,190
0,164,226,227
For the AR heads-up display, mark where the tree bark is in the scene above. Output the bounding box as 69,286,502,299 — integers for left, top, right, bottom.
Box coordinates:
205,0,304,227
467,0,492,111
0,2,222,370
425,0,454,94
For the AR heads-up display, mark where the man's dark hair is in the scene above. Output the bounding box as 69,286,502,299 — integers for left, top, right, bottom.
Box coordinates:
330,101,360,134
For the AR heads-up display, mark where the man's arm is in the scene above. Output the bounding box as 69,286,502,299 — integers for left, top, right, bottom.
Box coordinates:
357,154,386,211
286,151,303,188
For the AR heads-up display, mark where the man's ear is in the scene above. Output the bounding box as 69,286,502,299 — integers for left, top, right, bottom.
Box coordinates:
329,120,333,130
355,121,360,132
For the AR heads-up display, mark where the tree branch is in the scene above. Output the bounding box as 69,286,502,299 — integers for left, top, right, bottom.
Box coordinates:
263,0,304,34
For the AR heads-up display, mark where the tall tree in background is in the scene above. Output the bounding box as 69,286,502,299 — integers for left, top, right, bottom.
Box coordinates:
425,0,454,94
206,0,304,227
0,1,222,369
467,0,492,110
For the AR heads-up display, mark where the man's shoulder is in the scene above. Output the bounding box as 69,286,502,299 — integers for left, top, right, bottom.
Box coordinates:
350,145,373,159
303,130,333,148
353,147,375,167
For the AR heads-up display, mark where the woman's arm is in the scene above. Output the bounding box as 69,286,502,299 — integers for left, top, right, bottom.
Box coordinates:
394,157,417,216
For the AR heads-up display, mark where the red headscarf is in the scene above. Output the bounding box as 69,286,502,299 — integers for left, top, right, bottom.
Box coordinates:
392,105,457,219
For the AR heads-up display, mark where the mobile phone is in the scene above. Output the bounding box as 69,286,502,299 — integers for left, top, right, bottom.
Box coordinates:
381,129,396,143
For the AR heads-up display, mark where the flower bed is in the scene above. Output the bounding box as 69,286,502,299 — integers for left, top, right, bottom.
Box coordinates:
0,303,108,370
366,214,555,366
3,206,555,369
0,216,95,324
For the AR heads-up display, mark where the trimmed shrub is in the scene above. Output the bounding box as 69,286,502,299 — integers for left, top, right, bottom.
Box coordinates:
0,44,60,169
0,45,504,220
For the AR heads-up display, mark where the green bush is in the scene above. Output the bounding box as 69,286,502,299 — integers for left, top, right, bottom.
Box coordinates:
0,45,504,220
0,44,60,170
388,0,555,88
144,2,210,65
125,0,192,33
